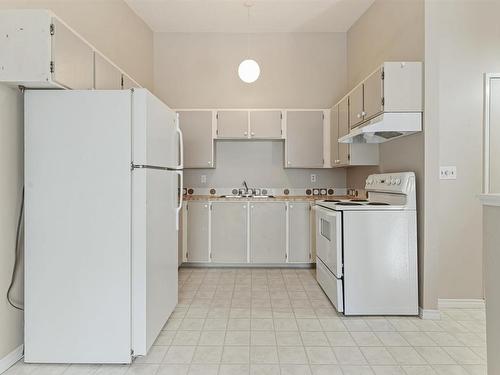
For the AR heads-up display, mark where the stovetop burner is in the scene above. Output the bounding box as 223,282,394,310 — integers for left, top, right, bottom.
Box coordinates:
323,199,341,202
350,199,368,202
367,202,391,206
336,202,363,206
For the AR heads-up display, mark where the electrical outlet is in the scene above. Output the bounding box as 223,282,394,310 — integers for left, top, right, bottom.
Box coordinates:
201,175,207,184
440,166,457,180
310,174,317,183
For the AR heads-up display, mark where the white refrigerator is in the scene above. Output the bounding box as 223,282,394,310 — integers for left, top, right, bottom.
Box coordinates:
24,89,183,363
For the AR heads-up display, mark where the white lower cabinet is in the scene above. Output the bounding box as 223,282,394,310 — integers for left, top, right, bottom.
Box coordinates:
184,200,314,265
250,202,287,263
211,202,248,263
288,202,312,263
186,202,210,262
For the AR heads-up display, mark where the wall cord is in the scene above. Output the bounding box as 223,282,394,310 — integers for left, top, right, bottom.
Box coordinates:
7,186,24,311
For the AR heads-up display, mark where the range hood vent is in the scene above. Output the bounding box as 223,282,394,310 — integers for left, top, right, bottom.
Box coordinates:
338,112,422,144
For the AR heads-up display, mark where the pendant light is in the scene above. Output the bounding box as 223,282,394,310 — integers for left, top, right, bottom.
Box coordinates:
238,2,260,83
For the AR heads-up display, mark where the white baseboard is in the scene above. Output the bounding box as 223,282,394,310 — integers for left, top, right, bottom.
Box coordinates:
0,345,23,374
419,307,441,320
439,298,486,309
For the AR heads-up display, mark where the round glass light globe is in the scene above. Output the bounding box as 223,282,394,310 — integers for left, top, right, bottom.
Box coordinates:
238,59,260,83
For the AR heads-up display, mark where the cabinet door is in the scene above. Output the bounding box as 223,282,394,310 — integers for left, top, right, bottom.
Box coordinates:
338,97,350,166
211,202,248,263
250,202,286,263
51,19,94,89
288,202,311,263
178,111,214,168
186,202,210,262
250,110,282,139
330,105,339,166
94,53,122,89
349,84,364,129
216,111,249,139
286,111,324,168
363,67,384,121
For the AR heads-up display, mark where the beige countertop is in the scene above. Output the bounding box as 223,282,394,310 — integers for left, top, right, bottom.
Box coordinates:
183,195,354,202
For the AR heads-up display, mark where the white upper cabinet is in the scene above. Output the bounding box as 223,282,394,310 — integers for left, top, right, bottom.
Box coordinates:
51,19,94,89
345,62,422,131
285,110,324,168
338,98,351,166
348,84,364,129
249,110,283,139
0,10,140,90
178,111,214,168
216,110,249,139
363,67,384,120
94,52,122,90
331,98,379,168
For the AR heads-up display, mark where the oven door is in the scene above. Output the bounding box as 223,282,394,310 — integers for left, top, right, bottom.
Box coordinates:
315,206,343,278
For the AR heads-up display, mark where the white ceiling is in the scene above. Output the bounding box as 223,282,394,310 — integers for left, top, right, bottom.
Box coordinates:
125,0,375,33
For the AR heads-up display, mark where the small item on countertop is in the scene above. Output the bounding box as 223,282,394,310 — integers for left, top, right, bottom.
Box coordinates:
283,188,290,195
232,188,238,195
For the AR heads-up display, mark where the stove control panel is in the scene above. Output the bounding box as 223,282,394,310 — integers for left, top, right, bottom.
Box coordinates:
365,172,415,193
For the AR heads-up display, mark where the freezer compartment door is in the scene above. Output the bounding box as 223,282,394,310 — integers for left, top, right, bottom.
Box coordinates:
132,168,179,356
132,89,181,169
316,257,344,313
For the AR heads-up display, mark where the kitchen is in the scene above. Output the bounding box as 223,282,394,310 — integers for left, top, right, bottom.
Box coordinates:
0,1,498,375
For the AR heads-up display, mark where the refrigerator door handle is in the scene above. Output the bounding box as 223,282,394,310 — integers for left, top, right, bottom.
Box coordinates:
175,170,183,231
175,113,184,170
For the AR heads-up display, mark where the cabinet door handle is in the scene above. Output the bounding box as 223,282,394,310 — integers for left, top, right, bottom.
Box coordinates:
290,205,293,208
243,205,246,208
251,132,255,136
361,111,366,116
244,131,248,136
208,161,211,165
287,161,291,165
251,205,254,209
357,113,361,119
204,204,208,208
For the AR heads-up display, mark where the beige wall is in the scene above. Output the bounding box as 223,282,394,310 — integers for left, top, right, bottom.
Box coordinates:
0,0,153,362
154,32,347,109
484,205,500,375
155,32,348,188
0,0,154,89
425,0,500,303
344,0,428,307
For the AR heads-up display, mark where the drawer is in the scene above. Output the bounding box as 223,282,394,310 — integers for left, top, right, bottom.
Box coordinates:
316,257,344,313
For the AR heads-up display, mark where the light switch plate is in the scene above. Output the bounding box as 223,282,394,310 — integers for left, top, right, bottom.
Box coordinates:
440,166,457,180
201,175,207,184
311,174,317,183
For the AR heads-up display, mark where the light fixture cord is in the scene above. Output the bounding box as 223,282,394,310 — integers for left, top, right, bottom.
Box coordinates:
246,5,250,59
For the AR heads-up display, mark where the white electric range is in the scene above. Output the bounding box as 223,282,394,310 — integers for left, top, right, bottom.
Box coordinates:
314,172,418,316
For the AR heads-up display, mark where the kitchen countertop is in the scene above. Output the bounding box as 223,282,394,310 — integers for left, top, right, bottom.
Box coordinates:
183,195,355,202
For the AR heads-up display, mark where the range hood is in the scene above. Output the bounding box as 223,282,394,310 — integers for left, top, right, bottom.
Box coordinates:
338,112,422,144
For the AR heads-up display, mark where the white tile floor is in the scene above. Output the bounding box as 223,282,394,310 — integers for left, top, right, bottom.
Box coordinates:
7,268,487,375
